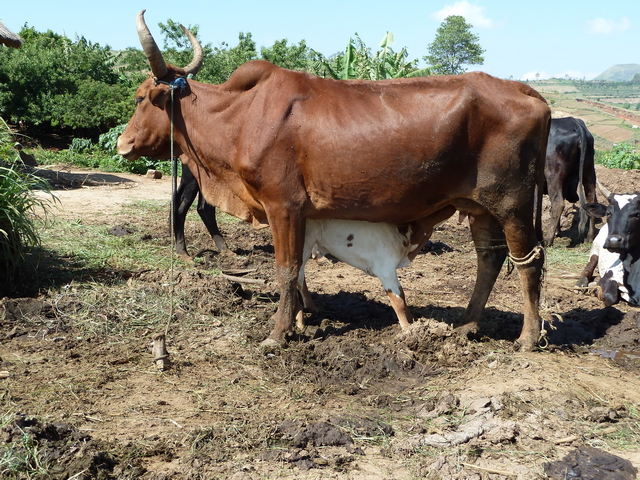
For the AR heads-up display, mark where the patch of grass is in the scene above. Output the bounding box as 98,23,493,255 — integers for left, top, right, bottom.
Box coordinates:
27,144,175,176
545,243,593,270
39,216,175,274
0,414,51,479
0,165,57,295
600,403,640,451
187,419,279,463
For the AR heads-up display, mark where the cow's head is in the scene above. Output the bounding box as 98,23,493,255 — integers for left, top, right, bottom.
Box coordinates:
116,10,203,160
584,182,640,260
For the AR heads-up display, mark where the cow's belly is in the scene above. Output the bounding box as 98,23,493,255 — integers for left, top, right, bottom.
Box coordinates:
302,159,473,224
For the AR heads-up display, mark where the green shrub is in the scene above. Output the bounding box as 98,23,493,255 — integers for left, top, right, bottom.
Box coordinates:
598,143,640,170
98,124,126,152
69,137,94,154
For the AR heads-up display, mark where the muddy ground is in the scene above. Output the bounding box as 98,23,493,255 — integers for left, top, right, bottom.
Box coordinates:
1,164,640,479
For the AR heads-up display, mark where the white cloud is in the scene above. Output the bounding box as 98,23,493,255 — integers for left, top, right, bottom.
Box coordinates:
586,17,632,35
431,1,495,28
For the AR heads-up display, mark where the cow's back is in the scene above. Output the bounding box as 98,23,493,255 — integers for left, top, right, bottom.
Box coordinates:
228,67,550,224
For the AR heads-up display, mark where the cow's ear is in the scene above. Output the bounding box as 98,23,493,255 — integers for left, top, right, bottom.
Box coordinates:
583,202,607,219
148,85,171,110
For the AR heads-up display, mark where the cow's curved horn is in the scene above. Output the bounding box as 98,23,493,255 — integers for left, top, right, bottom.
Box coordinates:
596,179,612,200
180,24,203,76
136,10,168,79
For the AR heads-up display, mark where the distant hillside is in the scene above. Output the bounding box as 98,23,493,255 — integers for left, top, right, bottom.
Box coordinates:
593,64,640,81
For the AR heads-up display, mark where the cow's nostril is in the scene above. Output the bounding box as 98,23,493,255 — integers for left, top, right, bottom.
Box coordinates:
604,235,624,251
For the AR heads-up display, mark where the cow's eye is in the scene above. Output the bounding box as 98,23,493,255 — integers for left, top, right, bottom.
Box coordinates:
135,97,143,106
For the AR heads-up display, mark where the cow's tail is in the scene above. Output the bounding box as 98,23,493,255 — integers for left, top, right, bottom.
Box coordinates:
535,115,550,244
576,122,589,238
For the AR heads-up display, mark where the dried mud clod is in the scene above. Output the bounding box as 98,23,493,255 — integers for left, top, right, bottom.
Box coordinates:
544,446,638,480
1,415,116,480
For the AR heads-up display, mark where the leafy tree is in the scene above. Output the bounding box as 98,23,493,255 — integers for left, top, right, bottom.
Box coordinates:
0,27,133,135
48,79,132,133
197,32,258,84
260,39,320,72
424,15,484,75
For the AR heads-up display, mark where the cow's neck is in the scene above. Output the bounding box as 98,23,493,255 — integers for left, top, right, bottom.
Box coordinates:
171,80,267,221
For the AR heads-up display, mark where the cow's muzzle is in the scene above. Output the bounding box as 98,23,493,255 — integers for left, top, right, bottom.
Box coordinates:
604,234,627,254
116,136,139,160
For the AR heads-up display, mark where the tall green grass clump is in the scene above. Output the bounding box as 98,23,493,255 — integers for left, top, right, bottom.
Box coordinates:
0,125,55,294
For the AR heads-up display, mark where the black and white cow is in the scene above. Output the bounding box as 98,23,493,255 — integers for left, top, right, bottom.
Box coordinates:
576,183,640,306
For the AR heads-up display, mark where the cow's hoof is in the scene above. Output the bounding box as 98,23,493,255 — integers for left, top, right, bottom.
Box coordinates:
177,253,194,263
515,337,537,352
295,310,306,330
260,337,284,348
454,323,478,339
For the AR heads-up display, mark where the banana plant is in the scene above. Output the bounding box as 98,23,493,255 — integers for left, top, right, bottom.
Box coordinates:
318,32,430,80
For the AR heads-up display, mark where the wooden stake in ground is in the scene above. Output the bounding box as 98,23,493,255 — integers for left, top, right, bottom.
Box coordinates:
152,333,170,371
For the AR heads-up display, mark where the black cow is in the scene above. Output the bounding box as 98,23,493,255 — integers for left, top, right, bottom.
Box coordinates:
173,163,227,257
544,117,597,246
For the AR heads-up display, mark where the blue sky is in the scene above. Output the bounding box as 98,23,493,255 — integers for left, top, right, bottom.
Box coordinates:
2,0,637,80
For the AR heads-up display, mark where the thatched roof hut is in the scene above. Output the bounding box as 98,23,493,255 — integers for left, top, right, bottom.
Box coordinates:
0,20,22,48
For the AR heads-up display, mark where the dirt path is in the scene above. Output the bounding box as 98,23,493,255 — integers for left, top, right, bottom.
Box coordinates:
32,166,173,216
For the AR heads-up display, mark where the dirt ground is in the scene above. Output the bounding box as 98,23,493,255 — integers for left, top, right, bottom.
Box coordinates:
1,164,640,479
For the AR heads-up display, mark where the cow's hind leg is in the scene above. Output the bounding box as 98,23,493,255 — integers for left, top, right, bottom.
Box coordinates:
386,286,412,330
296,248,319,330
545,182,565,247
373,268,412,330
503,219,544,351
458,213,507,337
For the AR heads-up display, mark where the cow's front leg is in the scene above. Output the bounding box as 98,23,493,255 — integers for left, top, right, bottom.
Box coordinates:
576,254,598,288
261,213,306,346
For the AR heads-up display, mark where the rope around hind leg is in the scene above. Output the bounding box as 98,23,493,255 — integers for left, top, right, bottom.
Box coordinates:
504,244,550,348
507,245,545,266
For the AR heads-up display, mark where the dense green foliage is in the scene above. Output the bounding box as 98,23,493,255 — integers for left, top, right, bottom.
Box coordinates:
597,142,640,170
0,28,133,135
424,15,484,75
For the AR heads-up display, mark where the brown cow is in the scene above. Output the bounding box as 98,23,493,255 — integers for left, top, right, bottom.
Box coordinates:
117,11,551,351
